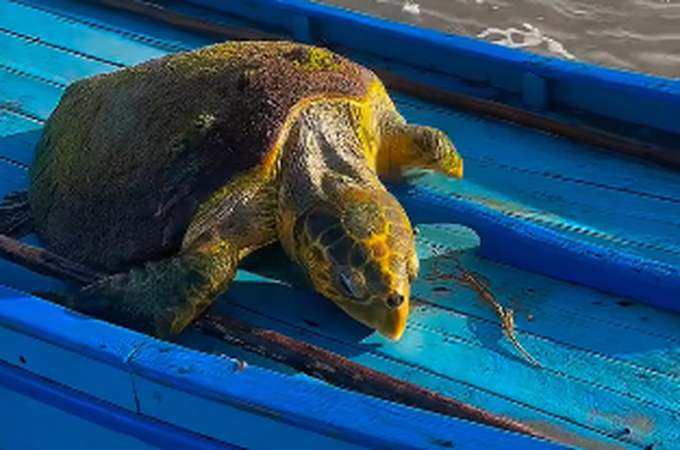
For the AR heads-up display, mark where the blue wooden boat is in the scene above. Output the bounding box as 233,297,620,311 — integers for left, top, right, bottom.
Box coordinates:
1,0,679,448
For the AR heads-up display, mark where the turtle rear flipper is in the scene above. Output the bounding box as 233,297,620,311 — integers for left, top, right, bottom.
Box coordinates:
0,190,34,238
71,175,278,338
72,252,234,337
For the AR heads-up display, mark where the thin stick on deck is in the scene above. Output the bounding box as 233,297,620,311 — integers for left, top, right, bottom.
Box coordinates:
0,233,551,441
431,254,543,368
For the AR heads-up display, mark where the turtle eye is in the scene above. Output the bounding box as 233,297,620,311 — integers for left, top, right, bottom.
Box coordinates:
337,269,366,301
386,293,405,309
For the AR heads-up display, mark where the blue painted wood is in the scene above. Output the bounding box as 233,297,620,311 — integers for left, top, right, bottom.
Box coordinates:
0,284,148,410
1,0,680,449
0,286,569,450
0,360,237,450
0,158,586,448
211,246,680,449
2,9,679,315
0,384,158,450
0,26,117,85
0,109,41,166
129,339,573,450
396,184,680,314
0,0,180,65
5,0,233,51
522,73,548,110
0,157,637,447
292,14,314,43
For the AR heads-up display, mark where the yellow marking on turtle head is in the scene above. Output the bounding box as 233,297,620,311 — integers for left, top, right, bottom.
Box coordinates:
295,176,419,341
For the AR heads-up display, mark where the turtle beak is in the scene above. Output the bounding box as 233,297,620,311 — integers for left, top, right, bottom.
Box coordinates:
436,155,463,180
338,291,410,341
450,158,464,179
376,291,409,341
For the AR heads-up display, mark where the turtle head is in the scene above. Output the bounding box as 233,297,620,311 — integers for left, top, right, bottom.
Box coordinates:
294,175,419,341
406,125,463,179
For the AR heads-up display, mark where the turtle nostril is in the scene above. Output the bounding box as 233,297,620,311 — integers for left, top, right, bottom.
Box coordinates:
386,293,404,309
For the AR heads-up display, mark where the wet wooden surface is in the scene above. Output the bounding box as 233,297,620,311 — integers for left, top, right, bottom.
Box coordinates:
1,0,680,448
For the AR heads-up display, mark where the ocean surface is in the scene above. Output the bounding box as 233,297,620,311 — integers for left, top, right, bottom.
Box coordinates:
317,0,680,79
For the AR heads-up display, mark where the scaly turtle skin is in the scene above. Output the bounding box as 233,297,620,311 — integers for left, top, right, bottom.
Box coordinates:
0,41,463,341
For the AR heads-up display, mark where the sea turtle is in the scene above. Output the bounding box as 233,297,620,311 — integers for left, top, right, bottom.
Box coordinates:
0,41,463,341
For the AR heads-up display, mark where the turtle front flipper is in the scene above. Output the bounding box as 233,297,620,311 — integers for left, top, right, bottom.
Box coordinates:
376,122,464,181
74,244,240,337
0,190,34,238
73,175,278,338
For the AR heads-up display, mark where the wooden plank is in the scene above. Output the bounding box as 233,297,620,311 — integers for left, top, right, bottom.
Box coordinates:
0,66,64,119
8,0,214,50
415,225,680,352
131,370,368,450
0,25,120,84
213,307,645,450
0,109,40,166
128,341,569,450
397,98,680,204
399,107,680,263
173,330,633,450
0,323,140,411
0,0,180,65
0,365,165,450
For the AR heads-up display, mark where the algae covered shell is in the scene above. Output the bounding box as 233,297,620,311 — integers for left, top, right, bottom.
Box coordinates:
29,41,380,272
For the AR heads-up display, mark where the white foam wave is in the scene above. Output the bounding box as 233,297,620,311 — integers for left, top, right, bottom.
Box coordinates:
477,23,576,60
401,1,421,15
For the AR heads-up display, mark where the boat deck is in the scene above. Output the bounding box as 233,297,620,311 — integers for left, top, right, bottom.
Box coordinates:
1,0,679,448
